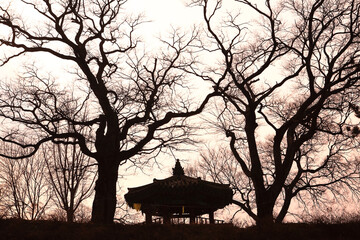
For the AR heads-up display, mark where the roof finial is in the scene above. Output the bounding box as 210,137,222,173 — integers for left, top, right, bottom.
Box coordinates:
173,159,184,176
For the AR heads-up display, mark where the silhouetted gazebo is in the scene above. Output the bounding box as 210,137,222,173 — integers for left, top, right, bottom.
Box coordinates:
124,160,233,224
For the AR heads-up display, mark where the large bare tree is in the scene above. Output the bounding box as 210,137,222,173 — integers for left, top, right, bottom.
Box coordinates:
189,0,360,225
0,0,219,223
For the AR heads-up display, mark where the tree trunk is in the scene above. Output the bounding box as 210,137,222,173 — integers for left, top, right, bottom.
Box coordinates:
91,158,119,224
67,209,75,223
256,194,276,227
256,210,274,227
275,189,293,223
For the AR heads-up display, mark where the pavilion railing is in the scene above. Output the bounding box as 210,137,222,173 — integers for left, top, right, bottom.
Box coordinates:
152,216,225,224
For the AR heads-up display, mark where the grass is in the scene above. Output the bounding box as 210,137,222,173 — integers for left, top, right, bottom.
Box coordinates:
1,218,360,240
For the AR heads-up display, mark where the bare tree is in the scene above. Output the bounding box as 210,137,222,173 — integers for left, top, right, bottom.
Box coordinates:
189,0,360,226
43,142,96,223
192,137,360,224
0,0,220,223
0,148,51,220
0,184,7,219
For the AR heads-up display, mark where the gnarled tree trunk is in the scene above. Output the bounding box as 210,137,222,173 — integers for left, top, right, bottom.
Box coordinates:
91,157,119,224
256,199,275,227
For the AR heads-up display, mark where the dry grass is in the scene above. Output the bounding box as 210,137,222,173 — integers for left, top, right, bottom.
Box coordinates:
1,218,360,240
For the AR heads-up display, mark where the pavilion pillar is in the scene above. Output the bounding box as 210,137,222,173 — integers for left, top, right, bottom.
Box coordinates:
163,213,171,224
190,212,195,224
146,212,152,224
209,211,214,224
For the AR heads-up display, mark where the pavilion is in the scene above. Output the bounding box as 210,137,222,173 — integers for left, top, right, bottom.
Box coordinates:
124,160,233,224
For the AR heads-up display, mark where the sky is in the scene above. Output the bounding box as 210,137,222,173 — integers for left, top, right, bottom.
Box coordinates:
118,0,272,181
0,0,237,163
120,0,208,183
117,0,254,223
0,0,334,224
0,0,235,200
0,0,272,209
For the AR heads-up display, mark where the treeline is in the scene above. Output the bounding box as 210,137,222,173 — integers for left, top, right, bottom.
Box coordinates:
0,143,95,222
0,0,360,226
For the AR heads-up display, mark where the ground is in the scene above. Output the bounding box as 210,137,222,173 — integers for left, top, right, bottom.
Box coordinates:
1,219,360,240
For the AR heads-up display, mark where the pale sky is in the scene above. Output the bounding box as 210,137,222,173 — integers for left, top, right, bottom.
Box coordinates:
0,0,275,223
0,0,261,190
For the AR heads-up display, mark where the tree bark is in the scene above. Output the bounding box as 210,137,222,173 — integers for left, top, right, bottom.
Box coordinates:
256,194,276,227
275,189,293,223
91,157,119,224
257,211,274,227
66,209,75,223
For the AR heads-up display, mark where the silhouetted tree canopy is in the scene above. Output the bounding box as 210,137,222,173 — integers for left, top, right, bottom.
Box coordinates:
1,0,360,226
0,0,220,223
188,0,360,226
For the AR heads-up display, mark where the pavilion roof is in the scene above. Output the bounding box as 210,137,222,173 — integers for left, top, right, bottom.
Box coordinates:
124,160,233,212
